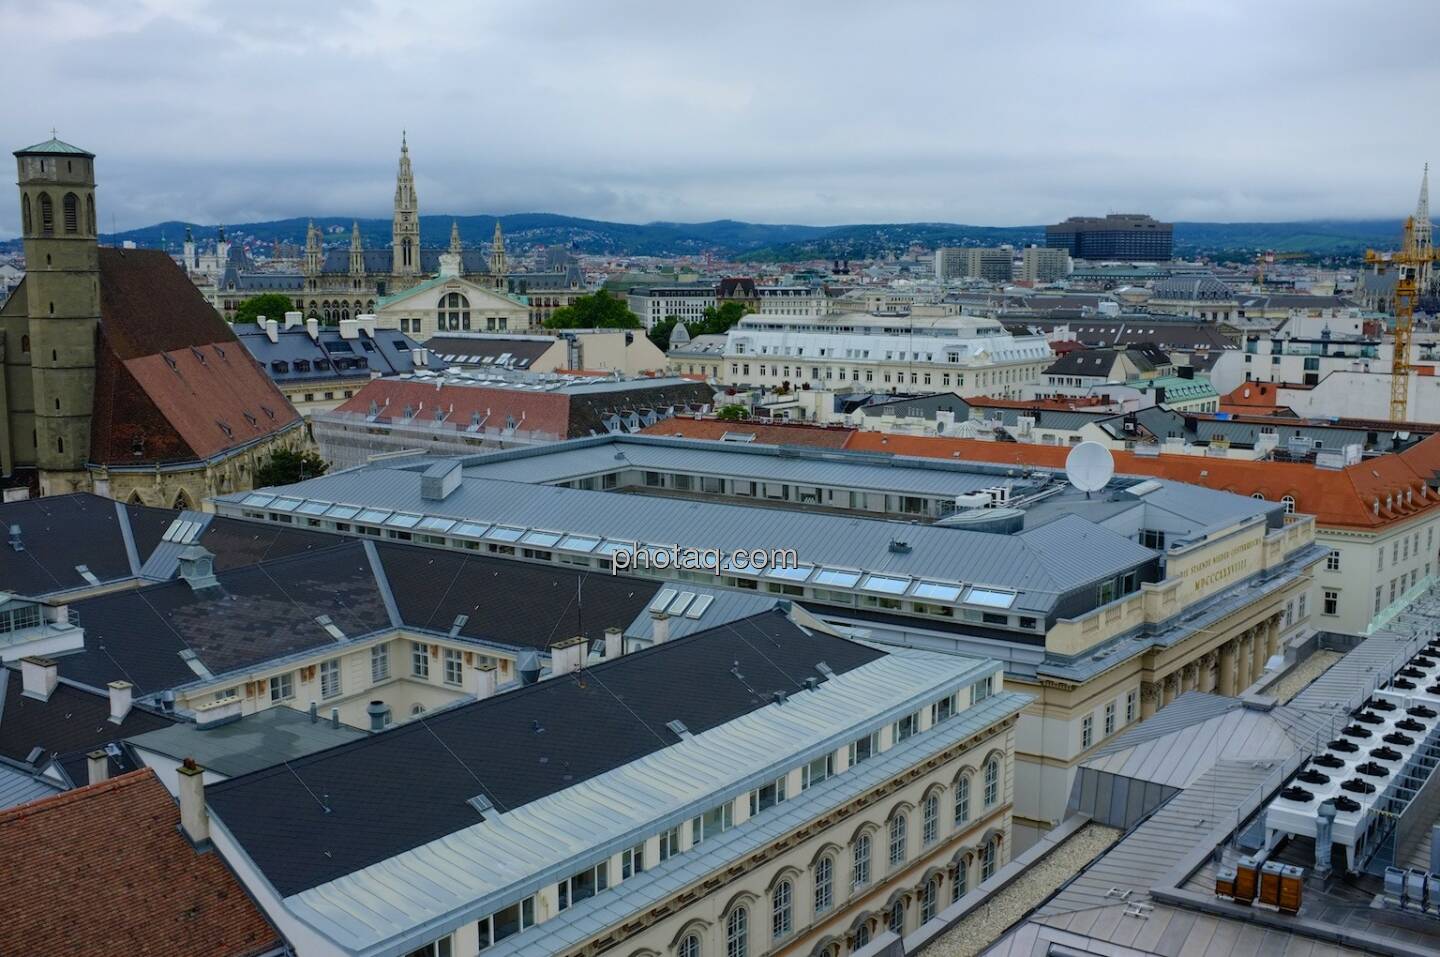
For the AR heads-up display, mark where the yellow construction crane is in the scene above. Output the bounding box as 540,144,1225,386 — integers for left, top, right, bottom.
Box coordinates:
1365,216,1440,421
1255,250,1306,287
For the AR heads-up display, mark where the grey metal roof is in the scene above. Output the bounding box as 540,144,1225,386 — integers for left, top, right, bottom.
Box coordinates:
1039,759,1287,917
0,761,61,811
1080,692,1332,792
127,706,368,778
219,464,1158,615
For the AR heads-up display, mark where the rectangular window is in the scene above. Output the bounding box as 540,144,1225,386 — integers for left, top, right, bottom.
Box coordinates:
801,753,835,790
476,897,534,950
930,694,956,725
557,862,608,911
848,731,879,766
405,938,454,957
320,658,341,699
1323,590,1339,615
748,776,788,816
1326,549,1340,571
1081,714,1094,749
691,802,734,844
268,673,293,702
894,712,918,742
970,675,994,705
1376,585,1384,614
371,643,390,682
1104,702,1116,736
658,827,680,862
621,843,645,880
1125,690,1137,725
444,648,463,686
412,641,430,678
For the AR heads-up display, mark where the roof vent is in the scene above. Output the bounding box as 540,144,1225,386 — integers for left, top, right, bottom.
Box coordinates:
815,661,835,680
666,719,692,739
467,793,495,815
8,524,21,552
888,539,912,554
176,545,218,591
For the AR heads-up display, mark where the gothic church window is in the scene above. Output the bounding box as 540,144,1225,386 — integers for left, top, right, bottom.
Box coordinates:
63,193,78,233
38,193,54,234
440,292,471,331
21,195,30,234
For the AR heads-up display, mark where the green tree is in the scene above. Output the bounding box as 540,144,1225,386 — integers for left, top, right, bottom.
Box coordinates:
232,293,298,325
543,292,642,330
254,448,329,488
695,300,750,335
716,404,748,421
648,315,685,351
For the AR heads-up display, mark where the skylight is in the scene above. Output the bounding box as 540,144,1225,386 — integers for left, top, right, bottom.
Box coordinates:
912,581,963,602
861,574,910,595
813,568,862,588
385,513,423,529
967,587,1017,608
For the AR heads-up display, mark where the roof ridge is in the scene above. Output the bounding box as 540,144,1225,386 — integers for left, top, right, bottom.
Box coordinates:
0,768,154,825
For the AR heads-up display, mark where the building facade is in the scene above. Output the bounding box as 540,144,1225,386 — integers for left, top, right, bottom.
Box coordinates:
627,283,719,330
935,247,1014,283
1019,246,1070,283
1044,214,1174,262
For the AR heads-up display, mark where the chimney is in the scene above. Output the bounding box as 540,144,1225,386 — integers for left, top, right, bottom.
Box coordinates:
550,636,586,676
177,757,209,846
283,310,304,330
356,313,378,337
650,610,671,645
86,750,109,786
518,650,541,686
20,656,58,701
366,700,390,731
176,545,218,590
306,317,320,339
263,318,279,344
604,626,624,659
330,707,340,729
474,663,498,699
107,680,133,724
411,347,429,368
339,318,360,340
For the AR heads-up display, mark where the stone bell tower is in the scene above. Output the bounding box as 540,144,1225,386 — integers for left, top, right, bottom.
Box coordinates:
14,135,100,492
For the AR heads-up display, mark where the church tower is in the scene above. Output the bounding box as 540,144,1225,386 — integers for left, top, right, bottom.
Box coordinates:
391,132,419,281
489,220,507,287
14,136,101,491
349,220,365,283
303,219,322,288
1417,163,1434,293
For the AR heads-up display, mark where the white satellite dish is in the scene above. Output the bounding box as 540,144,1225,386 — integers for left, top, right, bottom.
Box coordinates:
1065,441,1115,494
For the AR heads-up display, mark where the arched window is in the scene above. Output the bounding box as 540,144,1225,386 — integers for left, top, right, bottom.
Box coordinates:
57,435,64,454
951,857,968,902
921,875,940,922
888,812,907,867
854,922,871,948
813,855,833,915
20,335,29,354
402,237,413,267
1250,492,1265,501
889,897,905,933
1281,495,1296,514
954,774,971,825
984,757,1000,807
981,839,997,880
725,905,748,957
62,193,78,233
852,833,871,888
38,193,54,234
21,195,30,234
923,793,939,846
440,291,471,331
771,880,792,941
677,934,700,957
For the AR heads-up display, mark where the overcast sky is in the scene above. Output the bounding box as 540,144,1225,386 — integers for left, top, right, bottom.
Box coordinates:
4,0,1438,235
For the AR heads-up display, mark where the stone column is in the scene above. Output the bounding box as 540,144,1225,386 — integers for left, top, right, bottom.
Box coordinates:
1268,615,1282,659
1141,681,1161,719
1182,662,1198,693
1237,635,1253,690
1251,625,1267,681
1161,673,1177,706
1199,652,1218,693
1218,642,1236,696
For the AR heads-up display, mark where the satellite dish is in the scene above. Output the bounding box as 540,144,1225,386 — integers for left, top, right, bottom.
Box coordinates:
1066,441,1115,494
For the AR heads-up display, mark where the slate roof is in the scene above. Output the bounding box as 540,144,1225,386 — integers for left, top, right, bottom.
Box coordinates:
424,335,556,368
87,249,301,465
1043,347,1127,378
0,494,136,596
0,769,283,957
0,761,59,810
127,706,367,778
375,541,659,649
638,416,854,448
234,324,426,385
0,670,174,784
54,542,392,694
206,609,885,896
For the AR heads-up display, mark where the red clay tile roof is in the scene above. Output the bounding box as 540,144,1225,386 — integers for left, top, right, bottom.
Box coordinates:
88,249,300,465
639,417,855,448
842,430,1440,530
336,378,573,438
0,769,282,957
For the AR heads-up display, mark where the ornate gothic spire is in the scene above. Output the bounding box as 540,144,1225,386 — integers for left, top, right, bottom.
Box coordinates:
392,132,419,277
450,220,462,254
489,220,507,278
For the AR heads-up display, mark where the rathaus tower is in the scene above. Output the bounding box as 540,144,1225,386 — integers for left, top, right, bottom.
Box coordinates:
391,132,420,282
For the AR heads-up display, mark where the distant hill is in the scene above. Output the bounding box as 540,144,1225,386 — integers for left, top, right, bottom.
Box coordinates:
1,213,1407,261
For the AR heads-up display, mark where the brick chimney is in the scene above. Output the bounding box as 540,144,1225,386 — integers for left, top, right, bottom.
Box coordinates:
107,680,133,724
550,636,586,676
177,757,209,846
19,656,57,701
86,750,108,785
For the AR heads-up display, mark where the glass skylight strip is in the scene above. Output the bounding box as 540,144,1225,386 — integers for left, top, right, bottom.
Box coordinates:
813,568,862,588
325,504,360,520
765,564,815,583
861,574,910,595
967,586,1017,609
559,535,600,553
451,522,490,538
296,500,330,516
485,525,525,543
685,594,715,619
269,498,303,512
385,513,423,529
417,517,456,533
912,581,963,602
668,592,696,616
355,509,392,524
520,530,562,547
241,493,275,507
650,588,678,612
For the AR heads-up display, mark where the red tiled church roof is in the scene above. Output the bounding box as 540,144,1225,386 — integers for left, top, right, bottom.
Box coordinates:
89,249,300,465
0,769,282,957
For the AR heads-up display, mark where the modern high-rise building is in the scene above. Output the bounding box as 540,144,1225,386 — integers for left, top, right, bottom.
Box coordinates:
1044,214,1173,261
935,247,1013,282
1019,246,1070,282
